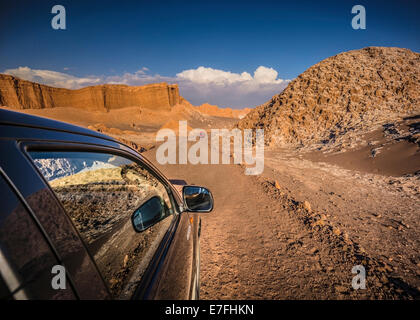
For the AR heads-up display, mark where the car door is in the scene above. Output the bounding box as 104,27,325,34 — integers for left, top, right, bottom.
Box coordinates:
0,138,109,299
0,169,77,299
25,142,195,299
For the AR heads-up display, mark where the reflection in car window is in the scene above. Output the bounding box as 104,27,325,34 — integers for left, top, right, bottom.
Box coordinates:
29,151,176,298
0,174,76,299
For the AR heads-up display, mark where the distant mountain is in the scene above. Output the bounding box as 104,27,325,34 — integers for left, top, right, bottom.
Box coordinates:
0,73,249,119
238,47,420,148
195,103,251,119
0,73,180,111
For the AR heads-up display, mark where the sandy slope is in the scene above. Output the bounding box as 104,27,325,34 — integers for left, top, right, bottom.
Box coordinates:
147,145,420,299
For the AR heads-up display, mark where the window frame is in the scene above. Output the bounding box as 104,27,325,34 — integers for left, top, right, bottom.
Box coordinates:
20,139,183,299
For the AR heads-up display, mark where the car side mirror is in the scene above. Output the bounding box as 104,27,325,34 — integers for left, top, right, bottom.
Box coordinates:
131,196,164,232
182,186,213,213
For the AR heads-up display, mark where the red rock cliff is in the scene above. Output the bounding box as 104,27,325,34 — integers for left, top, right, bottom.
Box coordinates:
0,74,180,112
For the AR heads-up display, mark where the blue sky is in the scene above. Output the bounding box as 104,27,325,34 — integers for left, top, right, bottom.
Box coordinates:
0,0,419,108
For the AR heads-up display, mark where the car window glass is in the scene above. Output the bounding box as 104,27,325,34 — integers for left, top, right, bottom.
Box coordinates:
28,151,176,298
0,173,76,299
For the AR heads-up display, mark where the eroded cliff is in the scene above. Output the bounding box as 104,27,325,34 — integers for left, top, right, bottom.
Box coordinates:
0,74,180,112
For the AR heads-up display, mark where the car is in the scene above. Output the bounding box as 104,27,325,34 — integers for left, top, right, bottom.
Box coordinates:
0,108,213,300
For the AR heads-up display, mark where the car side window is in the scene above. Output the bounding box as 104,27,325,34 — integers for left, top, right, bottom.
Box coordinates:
0,173,76,299
28,151,176,299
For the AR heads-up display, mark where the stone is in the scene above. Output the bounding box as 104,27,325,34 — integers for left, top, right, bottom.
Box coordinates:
309,247,319,255
333,227,342,236
335,285,348,293
303,200,312,212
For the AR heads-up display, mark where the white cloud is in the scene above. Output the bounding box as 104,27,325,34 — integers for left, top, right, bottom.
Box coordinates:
254,66,284,84
3,65,290,108
177,66,253,85
176,66,286,86
175,66,289,107
105,69,173,85
3,66,102,89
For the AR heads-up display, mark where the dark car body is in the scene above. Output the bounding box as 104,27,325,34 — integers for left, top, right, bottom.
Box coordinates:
0,108,208,300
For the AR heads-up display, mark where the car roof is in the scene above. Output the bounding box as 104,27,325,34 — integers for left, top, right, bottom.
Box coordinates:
0,108,117,142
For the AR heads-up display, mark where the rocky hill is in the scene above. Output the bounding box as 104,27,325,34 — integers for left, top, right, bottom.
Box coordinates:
196,103,251,119
238,47,420,148
0,74,180,111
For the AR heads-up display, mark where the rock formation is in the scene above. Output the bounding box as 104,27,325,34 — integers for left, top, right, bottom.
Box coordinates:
238,47,420,148
0,74,249,119
0,74,180,111
196,103,251,119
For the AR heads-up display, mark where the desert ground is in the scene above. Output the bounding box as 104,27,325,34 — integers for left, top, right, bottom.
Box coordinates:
147,130,420,299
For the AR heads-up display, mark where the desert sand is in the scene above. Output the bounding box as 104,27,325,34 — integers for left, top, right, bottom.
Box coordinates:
147,144,420,299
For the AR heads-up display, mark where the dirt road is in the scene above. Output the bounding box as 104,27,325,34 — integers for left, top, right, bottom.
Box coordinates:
146,148,420,299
